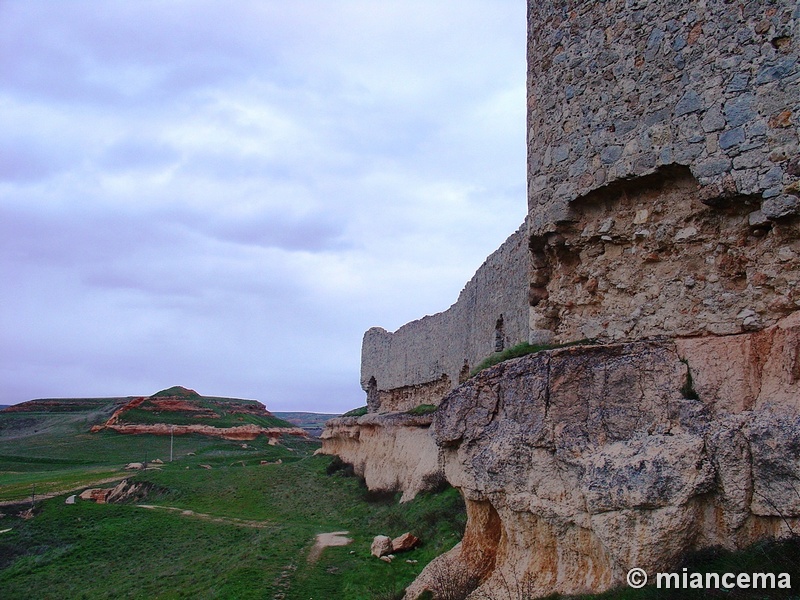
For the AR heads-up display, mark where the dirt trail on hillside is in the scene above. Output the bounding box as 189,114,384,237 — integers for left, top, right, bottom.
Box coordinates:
136,504,272,528
307,531,352,563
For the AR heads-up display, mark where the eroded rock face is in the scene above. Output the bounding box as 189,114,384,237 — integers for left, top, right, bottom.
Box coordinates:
318,412,442,503
529,167,800,344
405,314,800,598
92,422,306,441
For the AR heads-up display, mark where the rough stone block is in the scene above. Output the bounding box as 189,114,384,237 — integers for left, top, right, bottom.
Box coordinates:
762,194,799,219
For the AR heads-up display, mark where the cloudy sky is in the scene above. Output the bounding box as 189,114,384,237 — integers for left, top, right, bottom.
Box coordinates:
1,1,528,413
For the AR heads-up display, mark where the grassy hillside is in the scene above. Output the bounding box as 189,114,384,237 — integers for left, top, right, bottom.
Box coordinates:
2,406,800,599
113,387,296,430
0,392,292,504
0,436,466,599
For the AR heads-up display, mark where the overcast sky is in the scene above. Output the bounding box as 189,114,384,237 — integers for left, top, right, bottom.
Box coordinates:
1,1,528,413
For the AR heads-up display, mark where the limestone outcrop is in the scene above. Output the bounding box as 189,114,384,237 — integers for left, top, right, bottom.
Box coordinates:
319,412,441,503
404,313,800,598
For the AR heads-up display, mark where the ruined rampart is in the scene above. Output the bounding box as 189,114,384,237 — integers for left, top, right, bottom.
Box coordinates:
361,222,529,412
527,0,800,343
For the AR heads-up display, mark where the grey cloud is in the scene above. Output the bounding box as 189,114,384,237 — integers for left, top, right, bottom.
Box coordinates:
0,139,73,182
0,0,528,412
205,213,349,253
100,138,181,171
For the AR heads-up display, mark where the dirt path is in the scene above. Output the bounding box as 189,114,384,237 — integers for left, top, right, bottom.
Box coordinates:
306,531,353,563
136,504,272,528
0,474,129,508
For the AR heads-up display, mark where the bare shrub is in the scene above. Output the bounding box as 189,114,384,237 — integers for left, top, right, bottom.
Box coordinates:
469,564,538,599
419,559,480,600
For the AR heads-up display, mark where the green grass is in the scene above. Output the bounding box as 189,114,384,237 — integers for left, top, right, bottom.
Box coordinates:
406,404,437,416
4,403,800,599
0,437,466,599
119,406,290,429
469,339,596,378
342,406,368,417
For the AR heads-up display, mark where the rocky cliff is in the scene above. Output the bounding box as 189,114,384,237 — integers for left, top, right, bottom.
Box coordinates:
405,313,800,598
322,0,800,597
323,313,800,595
319,412,441,503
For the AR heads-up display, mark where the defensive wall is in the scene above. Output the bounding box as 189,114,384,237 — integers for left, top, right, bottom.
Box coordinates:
359,0,799,410
360,222,530,412
527,0,800,342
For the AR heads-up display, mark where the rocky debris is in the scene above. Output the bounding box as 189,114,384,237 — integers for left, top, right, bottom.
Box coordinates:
370,535,393,558
74,481,155,505
79,488,111,503
125,462,144,470
260,459,282,465
106,480,151,504
391,532,420,553
151,458,163,464
380,555,393,563
199,464,212,470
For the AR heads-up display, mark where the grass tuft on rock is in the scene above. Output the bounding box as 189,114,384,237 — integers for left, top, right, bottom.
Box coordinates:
469,339,596,378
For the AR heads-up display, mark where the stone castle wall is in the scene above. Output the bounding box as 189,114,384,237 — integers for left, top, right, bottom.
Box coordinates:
527,0,800,343
361,222,530,412
361,0,800,408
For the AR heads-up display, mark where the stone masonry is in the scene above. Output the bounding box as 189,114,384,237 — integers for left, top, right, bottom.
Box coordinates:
361,0,799,409
527,0,800,343
361,222,530,412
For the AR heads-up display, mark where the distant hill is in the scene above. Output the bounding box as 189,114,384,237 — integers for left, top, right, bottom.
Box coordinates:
2,388,303,441
274,412,339,437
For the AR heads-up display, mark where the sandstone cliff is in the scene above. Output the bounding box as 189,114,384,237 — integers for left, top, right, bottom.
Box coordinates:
319,412,441,503
404,313,800,598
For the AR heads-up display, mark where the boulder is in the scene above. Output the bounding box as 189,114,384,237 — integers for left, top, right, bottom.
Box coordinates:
79,488,111,503
65,495,76,505
391,532,420,553
370,535,393,558
124,462,143,470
